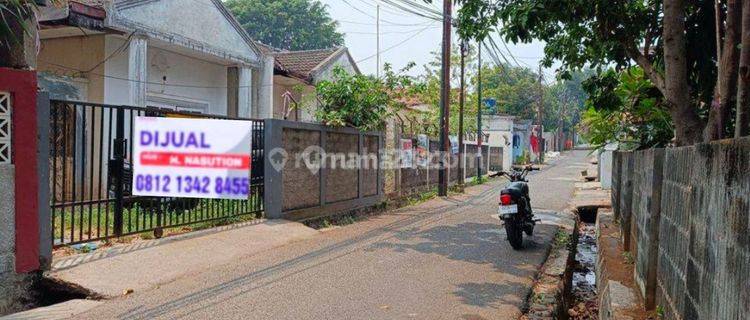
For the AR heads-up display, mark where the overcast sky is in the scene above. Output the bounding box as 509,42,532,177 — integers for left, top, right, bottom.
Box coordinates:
318,0,559,80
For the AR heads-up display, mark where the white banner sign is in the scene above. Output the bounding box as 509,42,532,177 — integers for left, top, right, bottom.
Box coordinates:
132,117,253,199
400,139,414,168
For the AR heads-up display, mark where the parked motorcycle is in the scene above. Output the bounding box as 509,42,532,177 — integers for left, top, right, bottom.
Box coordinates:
491,165,540,250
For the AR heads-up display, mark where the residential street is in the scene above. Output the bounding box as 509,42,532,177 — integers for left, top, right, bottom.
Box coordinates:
71,150,589,320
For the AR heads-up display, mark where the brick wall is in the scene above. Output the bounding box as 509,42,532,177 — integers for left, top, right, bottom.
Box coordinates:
611,138,750,319
656,138,750,320
264,119,383,220
617,151,635,250
631,148,664,309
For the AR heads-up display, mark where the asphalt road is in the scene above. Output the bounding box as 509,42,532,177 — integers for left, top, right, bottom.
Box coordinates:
76,150,590,320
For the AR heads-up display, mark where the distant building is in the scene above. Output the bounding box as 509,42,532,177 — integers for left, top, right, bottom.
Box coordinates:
464,115,515,172
255,43,360,122
512,119,534,164
37,0,265,117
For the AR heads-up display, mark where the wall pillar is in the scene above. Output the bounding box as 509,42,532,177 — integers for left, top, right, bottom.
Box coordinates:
238,67,252,118
227,67,239,117
257,55,275,119
0,68,40,274
128,35,148,107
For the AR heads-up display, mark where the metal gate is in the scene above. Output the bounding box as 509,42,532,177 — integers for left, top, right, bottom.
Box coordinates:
49,100,264,248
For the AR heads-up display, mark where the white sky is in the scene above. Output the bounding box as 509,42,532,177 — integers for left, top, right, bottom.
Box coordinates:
318,0,559,80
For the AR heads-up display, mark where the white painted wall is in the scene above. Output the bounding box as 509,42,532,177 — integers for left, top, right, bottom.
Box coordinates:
464,115,515,171
103,35,229,115
313,52,358,81
599,143,618,189
146,46,227,114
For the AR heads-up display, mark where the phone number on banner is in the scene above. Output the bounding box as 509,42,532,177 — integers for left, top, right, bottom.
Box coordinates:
134,174,249,196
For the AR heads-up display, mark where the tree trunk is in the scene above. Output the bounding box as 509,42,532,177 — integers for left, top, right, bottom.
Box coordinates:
737,0,750,137
663,0,704,145
705,0,742,141
0,6,36,69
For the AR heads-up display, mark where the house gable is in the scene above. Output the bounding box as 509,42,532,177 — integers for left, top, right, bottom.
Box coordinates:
113,0,260,65
311,49,361,83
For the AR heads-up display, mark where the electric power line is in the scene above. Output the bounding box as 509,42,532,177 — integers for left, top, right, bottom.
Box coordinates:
356,22,437,63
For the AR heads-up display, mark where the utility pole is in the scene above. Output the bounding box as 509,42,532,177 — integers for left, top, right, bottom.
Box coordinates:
536,64,545,164
438,0,452,197
458,41,466,186
376,5,380,78
476,42,483,178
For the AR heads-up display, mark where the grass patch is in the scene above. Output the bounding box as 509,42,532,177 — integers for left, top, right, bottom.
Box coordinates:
554,229,572,248
405,188,438,206
52,196,261,246
306,213,361,230
622,251,635,264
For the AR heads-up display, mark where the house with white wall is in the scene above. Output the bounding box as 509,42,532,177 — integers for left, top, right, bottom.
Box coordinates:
255,42,360,122
37,0,267,118
463,115,515,172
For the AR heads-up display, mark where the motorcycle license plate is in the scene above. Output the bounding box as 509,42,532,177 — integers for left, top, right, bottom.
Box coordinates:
499,205,518,215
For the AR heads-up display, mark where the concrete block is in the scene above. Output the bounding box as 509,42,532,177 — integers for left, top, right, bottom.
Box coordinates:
599,280,637,320
0,253,13,276
0,165,14,257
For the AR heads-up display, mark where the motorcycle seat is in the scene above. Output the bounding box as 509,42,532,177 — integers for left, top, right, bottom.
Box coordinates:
502,182,529,198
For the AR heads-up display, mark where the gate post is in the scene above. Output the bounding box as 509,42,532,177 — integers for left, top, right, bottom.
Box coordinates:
37,92,51,269
113,108,126,236
263,119,283,219
1,68,40,274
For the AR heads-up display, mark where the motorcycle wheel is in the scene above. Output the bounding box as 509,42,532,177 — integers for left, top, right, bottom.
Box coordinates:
524,222,534,236
505,222,524,250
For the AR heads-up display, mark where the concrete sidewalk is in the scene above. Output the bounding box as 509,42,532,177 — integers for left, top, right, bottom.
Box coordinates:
50,220,319,297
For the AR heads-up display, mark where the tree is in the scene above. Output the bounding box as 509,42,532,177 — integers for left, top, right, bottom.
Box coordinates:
315,64,419,131
1,0,38,68
580,68,674,150
446,0,719,145
738,0,750,137
226,0,344,51
544,69,593,132
418,44,479,136
479,64,538,119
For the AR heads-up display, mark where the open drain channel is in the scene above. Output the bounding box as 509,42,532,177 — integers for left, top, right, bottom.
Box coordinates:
569,206,599,319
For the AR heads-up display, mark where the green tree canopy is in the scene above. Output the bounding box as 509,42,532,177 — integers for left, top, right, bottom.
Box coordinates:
580,67,673,150
478,63,539,119
226,0,344,51
441,0,719,145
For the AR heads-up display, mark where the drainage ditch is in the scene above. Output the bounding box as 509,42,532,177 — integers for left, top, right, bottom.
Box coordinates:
569,206,599,319
16,275,101,313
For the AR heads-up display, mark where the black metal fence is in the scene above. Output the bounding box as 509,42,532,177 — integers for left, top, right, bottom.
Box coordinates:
49,100,264,248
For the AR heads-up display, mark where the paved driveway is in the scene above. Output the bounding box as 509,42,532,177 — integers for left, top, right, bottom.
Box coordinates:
76,150,589,320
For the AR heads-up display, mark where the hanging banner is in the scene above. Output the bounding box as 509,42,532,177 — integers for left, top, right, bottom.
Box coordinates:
416,134,429,167
400,139,414,168
132,117,253,199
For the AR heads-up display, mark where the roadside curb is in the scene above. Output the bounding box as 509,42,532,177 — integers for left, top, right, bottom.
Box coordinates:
522,210,579,320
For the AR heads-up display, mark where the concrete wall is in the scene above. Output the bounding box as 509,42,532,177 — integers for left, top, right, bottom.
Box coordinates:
271,78,317,122
313,52,358,81
114,0,259,64
103,36,230,114
631,148,664,309
599,143,618,189
0,165,18,314
655,138,750,320
611,152,622,220
38,35,106,103
264,119,383,221
617,151,635,250
611,138,750,319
